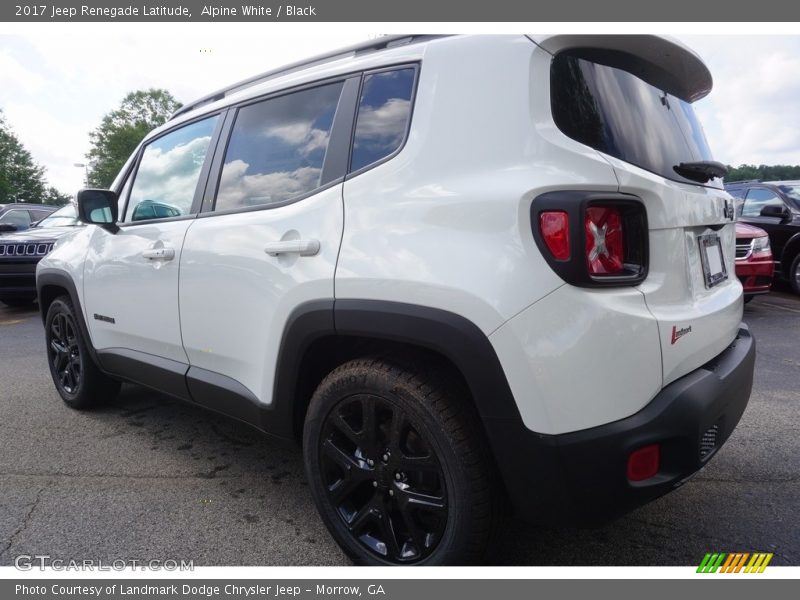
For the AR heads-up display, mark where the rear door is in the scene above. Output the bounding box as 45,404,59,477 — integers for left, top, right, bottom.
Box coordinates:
551,51,742,386
178,77,358,408
83,114,221,363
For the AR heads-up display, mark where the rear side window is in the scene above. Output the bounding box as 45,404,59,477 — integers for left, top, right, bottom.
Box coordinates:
126,115,219,222
215,82,344,211
551,53,715,186
350,68,415,172
742,188,785,217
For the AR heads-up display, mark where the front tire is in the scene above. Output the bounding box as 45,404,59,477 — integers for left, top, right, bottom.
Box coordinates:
303,356,501,565
45,296,120,409
789,253,800,296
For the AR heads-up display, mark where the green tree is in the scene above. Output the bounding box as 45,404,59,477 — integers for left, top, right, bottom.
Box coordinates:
726,164,800,182
43,186,73,206
86,89,182,188
0,109,47,204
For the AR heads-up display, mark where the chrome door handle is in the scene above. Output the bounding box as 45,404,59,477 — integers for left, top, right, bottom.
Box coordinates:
142,247,175,260
264,239,320,257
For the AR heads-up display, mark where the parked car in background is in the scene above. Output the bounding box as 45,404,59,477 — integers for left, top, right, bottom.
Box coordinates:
0,203,58,233
0,204,80,307
726,180,800,294
735,222,772,302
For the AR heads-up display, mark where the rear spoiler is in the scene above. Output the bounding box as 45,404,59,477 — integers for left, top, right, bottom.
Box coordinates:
528,34,712,102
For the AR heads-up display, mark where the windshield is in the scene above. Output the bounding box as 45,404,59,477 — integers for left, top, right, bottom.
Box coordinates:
36,204,79,228
777,185,800,210
551,53,717,187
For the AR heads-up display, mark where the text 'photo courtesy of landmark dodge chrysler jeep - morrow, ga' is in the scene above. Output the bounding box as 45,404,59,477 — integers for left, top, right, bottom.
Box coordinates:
36,35,755,565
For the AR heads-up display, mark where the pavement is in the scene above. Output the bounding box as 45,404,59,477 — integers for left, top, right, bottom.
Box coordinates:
0,290,797,566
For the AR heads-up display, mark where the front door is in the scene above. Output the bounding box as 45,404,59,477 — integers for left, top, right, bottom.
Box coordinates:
83,114,221,363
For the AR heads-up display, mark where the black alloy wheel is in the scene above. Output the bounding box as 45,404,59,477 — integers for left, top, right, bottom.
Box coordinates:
48,311,82,396
304,357,501,565
44,295,121,408
319,393,448,563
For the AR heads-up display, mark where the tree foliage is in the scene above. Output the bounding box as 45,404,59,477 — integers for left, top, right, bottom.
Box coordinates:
725,164,800,183
86,89,182,188
0,109,48,204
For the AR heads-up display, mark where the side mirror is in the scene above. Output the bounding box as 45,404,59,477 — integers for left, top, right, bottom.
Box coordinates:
760,204,790,221
77,189,119,233
0,224,18,233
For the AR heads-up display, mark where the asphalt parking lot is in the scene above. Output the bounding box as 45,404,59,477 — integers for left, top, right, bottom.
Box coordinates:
0,290,798,567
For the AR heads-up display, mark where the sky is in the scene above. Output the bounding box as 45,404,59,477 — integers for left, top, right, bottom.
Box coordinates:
1,30,799,195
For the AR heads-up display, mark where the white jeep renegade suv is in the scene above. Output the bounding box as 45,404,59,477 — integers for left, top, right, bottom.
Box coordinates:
37,35,755,565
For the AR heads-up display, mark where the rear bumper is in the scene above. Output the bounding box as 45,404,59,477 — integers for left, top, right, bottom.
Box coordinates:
489,325,755,524
0,261,38,298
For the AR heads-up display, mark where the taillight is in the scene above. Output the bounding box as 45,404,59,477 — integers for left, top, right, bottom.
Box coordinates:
539,211,570,260
585,206,624,275
531,191,648,287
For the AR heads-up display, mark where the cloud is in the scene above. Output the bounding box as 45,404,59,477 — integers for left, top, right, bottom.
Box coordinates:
354,97,410,149
216,159,321,209
128,135,212,215
266,121,330,156
682,35,800,166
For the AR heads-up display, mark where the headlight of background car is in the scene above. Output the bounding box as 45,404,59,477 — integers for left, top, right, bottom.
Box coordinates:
752,236,771,257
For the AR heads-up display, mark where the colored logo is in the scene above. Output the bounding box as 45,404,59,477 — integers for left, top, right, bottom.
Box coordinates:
671,325,692,345
697,552,773,573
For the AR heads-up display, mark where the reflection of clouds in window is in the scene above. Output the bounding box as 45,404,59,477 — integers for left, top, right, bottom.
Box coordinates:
266,121,330,157
130,135,212,213
125,115,218,222
215,82,342,211
350,68,415,172
217,159,321,208
352,98,410,155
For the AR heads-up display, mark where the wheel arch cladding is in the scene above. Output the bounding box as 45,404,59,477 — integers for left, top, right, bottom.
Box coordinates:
276,299,568,516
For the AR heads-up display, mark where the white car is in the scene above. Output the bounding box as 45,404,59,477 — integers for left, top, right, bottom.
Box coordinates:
37,35,755,565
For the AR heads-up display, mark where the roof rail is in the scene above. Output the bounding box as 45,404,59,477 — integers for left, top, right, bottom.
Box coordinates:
170,34,444,121
725,179,762,185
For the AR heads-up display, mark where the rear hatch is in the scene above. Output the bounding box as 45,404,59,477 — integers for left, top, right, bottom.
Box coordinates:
542,35,742,385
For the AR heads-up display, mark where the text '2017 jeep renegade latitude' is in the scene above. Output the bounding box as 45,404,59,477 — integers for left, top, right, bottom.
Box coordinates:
37,35,755,565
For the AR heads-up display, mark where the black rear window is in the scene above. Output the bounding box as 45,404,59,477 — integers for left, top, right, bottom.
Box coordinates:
551,53,716,187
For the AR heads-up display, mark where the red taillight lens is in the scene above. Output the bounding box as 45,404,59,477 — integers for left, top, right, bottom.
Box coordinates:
539,211,570,261
627,444,660,482
585,206,624,275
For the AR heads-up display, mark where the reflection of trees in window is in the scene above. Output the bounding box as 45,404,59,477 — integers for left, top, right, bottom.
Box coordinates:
351,69,415,172
215,82,343,210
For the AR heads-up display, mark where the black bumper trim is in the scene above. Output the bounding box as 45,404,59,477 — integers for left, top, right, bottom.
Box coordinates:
492,325,755,524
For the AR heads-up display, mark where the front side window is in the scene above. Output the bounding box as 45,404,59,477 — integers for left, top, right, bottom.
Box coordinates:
215,82,344,212
742,188,785,217
350,68,415,172
551,53,715,187
125,115,219,222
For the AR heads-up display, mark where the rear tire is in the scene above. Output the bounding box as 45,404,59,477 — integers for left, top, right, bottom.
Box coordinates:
789,253,800,296
45,296,120,409
303,356,502,565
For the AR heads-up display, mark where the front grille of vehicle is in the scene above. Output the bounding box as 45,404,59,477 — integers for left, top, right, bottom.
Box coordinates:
699,423,719,460
0,242,54,257
735,240,753,260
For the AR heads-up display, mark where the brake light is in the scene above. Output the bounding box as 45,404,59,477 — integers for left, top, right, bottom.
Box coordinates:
585,206,624,275
539,211,570,260
627,444,660,482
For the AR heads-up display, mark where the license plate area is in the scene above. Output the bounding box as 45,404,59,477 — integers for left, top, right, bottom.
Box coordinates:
699,233,728,288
